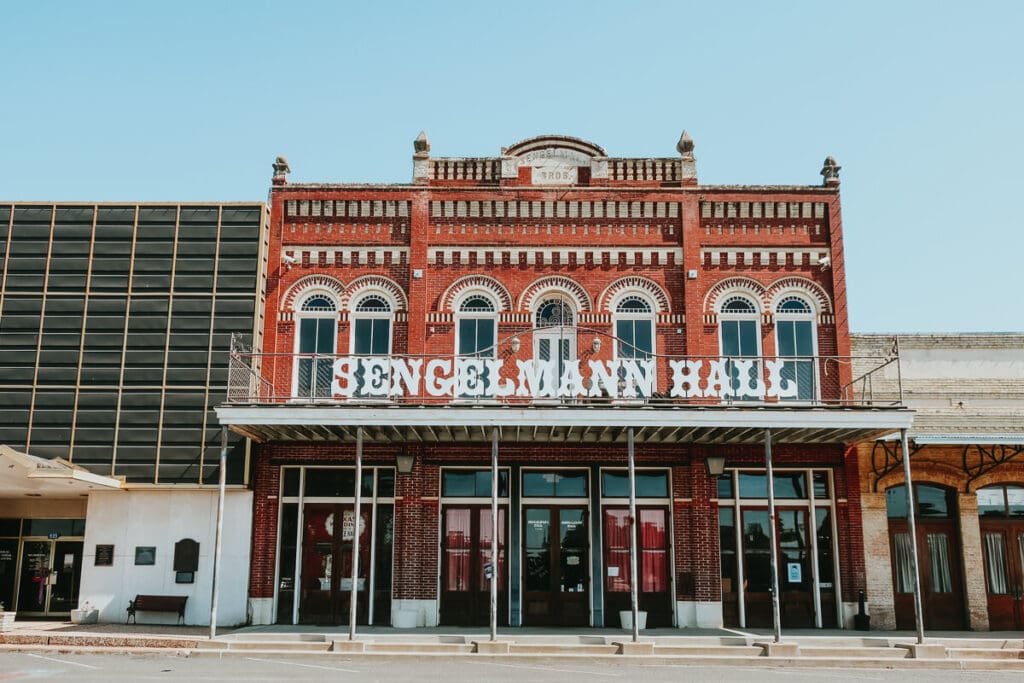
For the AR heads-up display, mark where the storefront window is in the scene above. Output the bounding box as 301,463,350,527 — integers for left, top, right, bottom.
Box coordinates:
442,469,509,498
736,471,808,499
720,508,737,594
523,470,587,497
601,470,668,498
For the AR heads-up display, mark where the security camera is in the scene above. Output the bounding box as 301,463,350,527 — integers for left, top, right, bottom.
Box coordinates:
282,254,299,265
818,255,831,270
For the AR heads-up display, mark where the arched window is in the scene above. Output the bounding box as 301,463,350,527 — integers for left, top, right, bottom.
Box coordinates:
350,294,392,355
774,295,817,400
457,295,497,358
295,294,338,398
614,296,654,361
719,295,760,398
534,297,575,382
977,484,1024,518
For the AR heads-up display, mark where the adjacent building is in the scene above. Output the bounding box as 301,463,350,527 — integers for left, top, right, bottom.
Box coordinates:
0,203,266,624
216,133,911,629
852,334,1024,631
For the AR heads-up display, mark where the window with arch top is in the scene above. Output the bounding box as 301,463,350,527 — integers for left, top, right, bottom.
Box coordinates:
614,295,654,361
457,295,497,358
718,295,760,398
774,295,817,400
351,294,392,355
295,294,337,398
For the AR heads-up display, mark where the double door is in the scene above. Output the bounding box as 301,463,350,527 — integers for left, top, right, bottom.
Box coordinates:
981,521,1024,630
440,506,507,626
523,507,588,626
603,507,672,628
299,504,371,625
890,519,966,630
15,540,83,615
741,508,815,628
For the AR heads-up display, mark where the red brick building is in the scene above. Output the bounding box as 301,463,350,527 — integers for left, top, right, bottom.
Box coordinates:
216,133,911,629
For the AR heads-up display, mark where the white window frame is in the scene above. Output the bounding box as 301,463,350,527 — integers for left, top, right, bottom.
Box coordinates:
292,292,339,399
773,294,819,401
348,291,395,356
454,292,499,359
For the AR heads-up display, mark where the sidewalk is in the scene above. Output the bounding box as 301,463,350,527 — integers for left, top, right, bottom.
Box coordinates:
2,619,1023,670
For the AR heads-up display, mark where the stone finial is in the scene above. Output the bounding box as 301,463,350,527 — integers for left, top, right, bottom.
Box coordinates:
272,155,291,181
676,130,695,158
414,131,430,155
821,156,841,185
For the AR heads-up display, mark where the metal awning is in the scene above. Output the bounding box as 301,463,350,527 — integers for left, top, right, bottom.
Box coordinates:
216,404,914,445
0,445,123,497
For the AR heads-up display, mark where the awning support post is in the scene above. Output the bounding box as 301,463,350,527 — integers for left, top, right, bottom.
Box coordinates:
209,426,228,640
627,426,640,642
348,426,363,641
490,427,499,642
765,428,782,644
901,427,926,644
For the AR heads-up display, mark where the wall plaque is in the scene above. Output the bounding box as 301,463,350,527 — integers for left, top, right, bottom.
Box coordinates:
95,544,114,566
134,546,156,566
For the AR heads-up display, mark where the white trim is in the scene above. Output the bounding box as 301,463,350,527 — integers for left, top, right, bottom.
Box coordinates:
217,405,915,431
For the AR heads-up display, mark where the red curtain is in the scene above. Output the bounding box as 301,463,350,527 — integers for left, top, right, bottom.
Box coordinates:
445,509,471,591
605,509,631,592
640,510,667,592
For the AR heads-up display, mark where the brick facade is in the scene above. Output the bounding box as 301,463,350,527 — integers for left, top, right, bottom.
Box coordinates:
244,134,864,628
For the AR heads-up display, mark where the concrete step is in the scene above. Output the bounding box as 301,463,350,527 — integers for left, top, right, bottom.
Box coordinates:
508,643,619,655
948,647,1024,659
655,645,763,657
367,642,474,654
800,646,907,658
219,640,332,651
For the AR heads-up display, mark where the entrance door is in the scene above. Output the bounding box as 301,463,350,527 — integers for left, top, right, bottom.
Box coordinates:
523,507,589,626
440,506,507,626
741,509,815,628
603,508,672,627
299,504,371,625
17,541,52,614
982,523,1024,630
890,520,966,630
14,540,83,615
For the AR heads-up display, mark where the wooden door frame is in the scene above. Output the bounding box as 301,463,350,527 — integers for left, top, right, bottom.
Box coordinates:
600,505,673,628
439,504,509,626
888,517,967,630
521,504,590,626
980,519,1024,630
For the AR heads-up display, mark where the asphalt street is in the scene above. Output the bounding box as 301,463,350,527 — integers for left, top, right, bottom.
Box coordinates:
2,652,1023,682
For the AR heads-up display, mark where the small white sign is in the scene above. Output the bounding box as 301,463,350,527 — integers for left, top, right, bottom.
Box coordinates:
787,562,802,583
607,566,620,577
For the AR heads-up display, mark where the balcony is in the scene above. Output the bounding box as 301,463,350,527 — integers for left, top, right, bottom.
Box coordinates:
216,347,912,446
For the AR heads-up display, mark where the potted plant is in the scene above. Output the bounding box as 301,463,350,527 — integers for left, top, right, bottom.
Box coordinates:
0,602,15,631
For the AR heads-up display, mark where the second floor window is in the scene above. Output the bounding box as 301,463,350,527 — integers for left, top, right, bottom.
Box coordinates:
351,294,392,355
296,295,337,398
775,295,816,400
719,295,760,399
457,295,496,358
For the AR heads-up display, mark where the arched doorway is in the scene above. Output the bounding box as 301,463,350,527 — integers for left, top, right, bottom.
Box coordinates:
886,483,966,630
977,484,1024,630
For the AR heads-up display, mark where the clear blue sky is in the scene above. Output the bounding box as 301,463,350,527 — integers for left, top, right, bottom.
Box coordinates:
2,1,1022,333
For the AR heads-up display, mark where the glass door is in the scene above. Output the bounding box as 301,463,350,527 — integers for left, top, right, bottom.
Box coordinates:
299,504,371,625
440,506,507,626
740,508,815,628
982,524,1024,630
522,507,589,626
48,541,83,613
603,507,672,627
17,541,52,614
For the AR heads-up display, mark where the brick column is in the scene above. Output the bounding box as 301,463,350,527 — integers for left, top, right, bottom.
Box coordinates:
958,493,989,631
861,492,897,629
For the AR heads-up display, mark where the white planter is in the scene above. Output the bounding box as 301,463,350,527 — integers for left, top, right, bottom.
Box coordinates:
0,612,16,631
70,609,99,625
619,610,647,630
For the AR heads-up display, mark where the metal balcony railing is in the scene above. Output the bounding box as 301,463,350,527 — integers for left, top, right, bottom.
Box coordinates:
225,348,903,408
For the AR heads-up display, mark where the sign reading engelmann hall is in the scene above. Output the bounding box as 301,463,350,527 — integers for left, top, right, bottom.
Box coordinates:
330,357,802,399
